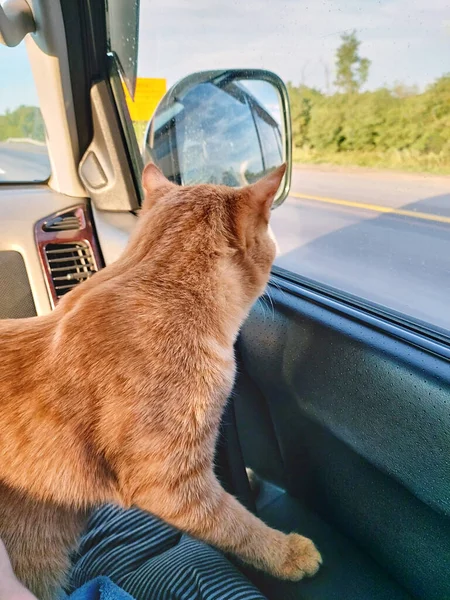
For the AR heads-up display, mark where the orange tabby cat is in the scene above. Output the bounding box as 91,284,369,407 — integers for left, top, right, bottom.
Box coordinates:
0,163,321,599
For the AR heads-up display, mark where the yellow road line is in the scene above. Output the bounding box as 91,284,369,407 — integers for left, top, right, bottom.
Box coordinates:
290,192,450,225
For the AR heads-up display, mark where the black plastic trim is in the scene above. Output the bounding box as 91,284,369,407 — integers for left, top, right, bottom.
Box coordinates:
270,266,450,361
107,55,144,204
60,0,108,159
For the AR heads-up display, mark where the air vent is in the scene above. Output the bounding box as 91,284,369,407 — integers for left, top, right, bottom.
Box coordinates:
42,210,81,232
44,242,97,299
35,204,103,307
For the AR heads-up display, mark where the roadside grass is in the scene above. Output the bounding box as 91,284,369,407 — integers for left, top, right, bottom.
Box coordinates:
293,147,450,176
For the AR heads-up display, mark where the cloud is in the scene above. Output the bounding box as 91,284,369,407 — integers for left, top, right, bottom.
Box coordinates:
137,0,450,92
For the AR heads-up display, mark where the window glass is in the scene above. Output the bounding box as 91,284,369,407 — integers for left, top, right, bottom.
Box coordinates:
107,0,139,97
135,0,450,334
0,43,50,183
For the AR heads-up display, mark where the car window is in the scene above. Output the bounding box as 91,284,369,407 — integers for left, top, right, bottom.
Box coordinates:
0,43,50,183
124,0,450,336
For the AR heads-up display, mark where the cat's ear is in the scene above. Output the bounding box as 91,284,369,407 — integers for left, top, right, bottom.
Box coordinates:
246,163,286,222
141,162,173,210
142,162,171,192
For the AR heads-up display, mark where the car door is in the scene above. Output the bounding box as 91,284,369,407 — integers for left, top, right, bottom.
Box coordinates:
230,272,450,600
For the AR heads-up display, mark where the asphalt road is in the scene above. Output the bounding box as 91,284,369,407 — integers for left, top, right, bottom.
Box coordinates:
1,143,448,332
0,142,50,182
271,166,450,333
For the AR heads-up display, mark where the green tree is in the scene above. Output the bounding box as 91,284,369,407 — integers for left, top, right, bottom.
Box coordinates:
0,106,45,142
287,82,322,147
334,30,370,94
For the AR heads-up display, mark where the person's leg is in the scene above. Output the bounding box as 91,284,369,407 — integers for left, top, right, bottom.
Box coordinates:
0,484,88,600
0,539,38,600
69,505,267,600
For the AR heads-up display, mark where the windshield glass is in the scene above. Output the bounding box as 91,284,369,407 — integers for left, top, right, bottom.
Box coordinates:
0,44,50,183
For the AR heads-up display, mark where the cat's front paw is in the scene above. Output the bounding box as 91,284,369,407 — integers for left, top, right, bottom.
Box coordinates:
278,533,322,581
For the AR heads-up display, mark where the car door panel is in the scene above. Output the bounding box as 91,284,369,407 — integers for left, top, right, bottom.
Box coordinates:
252,482,413,600
235,276,450,600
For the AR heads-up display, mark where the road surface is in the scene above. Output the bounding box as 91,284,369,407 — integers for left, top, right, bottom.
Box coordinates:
0,143,448,332
0,142,50,182
271,166,450,333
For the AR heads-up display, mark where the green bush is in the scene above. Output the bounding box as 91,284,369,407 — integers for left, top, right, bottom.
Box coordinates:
289,74,450,173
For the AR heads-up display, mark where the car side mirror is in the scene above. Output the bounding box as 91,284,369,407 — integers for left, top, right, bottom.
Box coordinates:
143,69,292,208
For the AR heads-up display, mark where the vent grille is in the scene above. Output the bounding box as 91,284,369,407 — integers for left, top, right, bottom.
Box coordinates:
36,205,102,307
42,210,81,232
44,242,97,299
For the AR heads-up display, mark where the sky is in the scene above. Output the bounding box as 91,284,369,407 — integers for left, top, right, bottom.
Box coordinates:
0,0,449,113
137,0,450,91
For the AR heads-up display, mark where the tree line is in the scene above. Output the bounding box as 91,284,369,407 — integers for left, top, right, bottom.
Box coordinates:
2,33,449,173
288,31,450,173
0,105,45,142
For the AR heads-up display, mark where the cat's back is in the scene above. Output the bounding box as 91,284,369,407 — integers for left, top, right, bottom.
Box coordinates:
0,309,119,506
0,315,54,389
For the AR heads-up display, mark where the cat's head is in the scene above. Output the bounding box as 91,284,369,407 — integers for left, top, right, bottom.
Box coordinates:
137,162,286,306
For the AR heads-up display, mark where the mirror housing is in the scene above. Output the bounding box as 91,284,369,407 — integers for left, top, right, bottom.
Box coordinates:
143,69,292,208
0,0,34,47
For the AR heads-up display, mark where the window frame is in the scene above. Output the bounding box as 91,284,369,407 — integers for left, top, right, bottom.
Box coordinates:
272,265,450,355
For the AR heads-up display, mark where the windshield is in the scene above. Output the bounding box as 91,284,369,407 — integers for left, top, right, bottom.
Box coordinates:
0,43,50,183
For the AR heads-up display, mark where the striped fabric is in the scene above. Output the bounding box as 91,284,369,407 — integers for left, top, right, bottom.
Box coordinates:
69,505,267,600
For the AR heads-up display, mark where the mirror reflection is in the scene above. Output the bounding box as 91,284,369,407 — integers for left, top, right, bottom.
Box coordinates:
144,72,286,189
